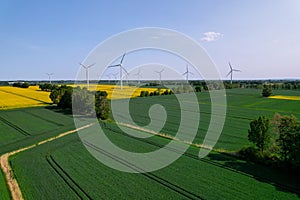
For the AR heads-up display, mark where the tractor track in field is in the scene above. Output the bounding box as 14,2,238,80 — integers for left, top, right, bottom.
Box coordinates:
106,123,300,196
0,123,94,200
0,116,31,136
21,110,65,126
46,155,92,200
83,140,204,200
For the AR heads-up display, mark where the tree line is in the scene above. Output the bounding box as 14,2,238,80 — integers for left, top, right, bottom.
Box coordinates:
12,82,30,88
240,113,300,170
45,84,110,120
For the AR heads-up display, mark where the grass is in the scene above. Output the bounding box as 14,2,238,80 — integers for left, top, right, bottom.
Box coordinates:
0,168,11,200
10,122,300,199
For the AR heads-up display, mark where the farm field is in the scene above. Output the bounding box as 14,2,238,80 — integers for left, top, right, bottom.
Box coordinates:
0,169,10,199
0,84,164,110
0,106,89,155
114,89,300,151
10,123,300,199
1,88,300,199
0,86,51,110
73,84,167,99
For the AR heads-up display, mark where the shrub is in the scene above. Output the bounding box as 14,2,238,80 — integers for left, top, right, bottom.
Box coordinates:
139,91,149,97
262,84,272,97
153,90,160,96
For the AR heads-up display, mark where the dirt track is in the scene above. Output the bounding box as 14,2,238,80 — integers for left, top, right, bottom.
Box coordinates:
0,123,94,200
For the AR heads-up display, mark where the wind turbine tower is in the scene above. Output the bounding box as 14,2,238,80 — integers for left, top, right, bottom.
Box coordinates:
155,68,164,84
182,64,193,83
46,73,53,84
108,53,128,90
79,63,96,89
226,62,241,85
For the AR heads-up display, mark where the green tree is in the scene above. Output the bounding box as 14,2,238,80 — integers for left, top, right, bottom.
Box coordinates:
95,91,110,120
50,85,72,105
58,89,72,109
262,84,272,97
248,116,270,153
273,114,298,162
72,87,94,114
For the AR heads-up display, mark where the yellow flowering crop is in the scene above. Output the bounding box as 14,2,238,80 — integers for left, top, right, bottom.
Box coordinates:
0,86,51,110
0,84,165,110
268,95,300,101
72,84,166,100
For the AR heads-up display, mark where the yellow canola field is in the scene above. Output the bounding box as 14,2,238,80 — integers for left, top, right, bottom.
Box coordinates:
95,85,165,99
268,95,300,101
0,84,164,110
0,86,51,110
71,84,166,100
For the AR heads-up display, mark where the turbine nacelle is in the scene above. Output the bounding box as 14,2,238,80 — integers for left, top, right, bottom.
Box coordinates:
107,53,128,90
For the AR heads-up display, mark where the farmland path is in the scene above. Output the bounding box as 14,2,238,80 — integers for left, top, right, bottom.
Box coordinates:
0,123,94,200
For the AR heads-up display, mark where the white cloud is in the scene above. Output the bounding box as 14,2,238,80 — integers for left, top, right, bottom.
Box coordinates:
201,32,223,42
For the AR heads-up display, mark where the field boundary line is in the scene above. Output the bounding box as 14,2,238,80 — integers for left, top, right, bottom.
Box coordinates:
0,122,94,200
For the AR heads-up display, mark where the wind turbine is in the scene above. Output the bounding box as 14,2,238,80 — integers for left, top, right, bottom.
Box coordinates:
226,62,241,85
155,68,164,84
108,53,128,90
182,64,193,83
46,73,53,84
79,63,96,89
134,69,142,85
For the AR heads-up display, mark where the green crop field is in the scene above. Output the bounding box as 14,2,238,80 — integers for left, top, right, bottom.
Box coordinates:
0,106,90,155
2,88,300,199
10,123,300,199
115,89,300,151
0,168,10,200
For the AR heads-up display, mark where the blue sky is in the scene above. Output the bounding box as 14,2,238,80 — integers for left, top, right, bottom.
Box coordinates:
0,0,299,80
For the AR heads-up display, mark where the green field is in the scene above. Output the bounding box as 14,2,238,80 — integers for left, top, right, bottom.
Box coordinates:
10,123,300,199
0,106,89,155
2,89,300,199
118,89,300,151
0,168,10,200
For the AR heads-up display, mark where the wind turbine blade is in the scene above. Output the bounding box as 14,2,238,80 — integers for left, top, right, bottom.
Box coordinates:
120,53,126,64
122,66,129,75
233,69,241,72
79,63,87,69
228,62,232,70
87,63,96,68
108,64,120,68
226,71,232,77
